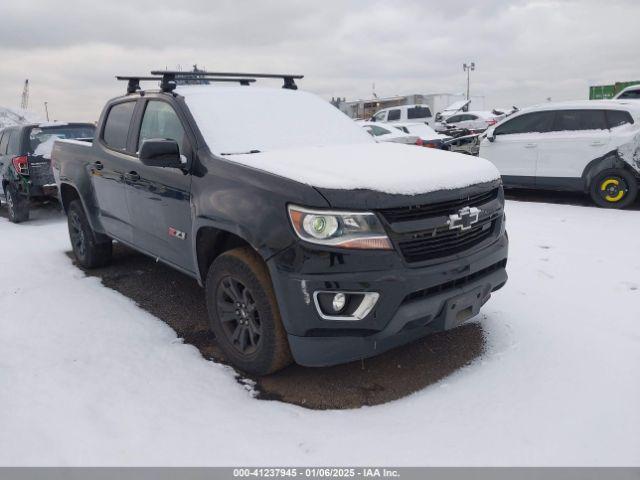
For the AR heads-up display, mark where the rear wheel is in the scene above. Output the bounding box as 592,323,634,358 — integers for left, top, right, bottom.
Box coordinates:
590,169,638,209
67,200,112,268
205,247,292,375
6,184,29,223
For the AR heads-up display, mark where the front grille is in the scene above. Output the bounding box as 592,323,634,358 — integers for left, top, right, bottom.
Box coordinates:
403,259,507,304
397,217,496,263
380,188,499,223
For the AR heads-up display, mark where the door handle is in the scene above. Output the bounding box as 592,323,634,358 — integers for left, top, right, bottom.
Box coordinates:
524,143,537,149
125,171,140,182
93,161,104,171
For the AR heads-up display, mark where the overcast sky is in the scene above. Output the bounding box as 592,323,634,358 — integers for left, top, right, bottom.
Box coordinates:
0,0,637,122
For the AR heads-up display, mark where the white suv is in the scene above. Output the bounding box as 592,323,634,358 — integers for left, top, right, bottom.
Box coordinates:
370,104,433,126
479,101,640,208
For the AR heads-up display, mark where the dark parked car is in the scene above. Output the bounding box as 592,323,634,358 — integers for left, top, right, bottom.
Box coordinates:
0,123,95,222
52,71,508,375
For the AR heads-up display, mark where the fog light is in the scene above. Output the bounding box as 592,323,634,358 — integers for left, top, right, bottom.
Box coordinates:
332,293,346,312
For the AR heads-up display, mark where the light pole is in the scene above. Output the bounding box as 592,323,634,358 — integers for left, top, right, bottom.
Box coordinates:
44,101,50,121
463,62,475,101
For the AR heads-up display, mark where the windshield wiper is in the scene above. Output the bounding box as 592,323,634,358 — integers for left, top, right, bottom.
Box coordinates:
220,150,261,155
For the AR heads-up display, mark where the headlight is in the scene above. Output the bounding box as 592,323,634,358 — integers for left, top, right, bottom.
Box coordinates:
288,205,393,250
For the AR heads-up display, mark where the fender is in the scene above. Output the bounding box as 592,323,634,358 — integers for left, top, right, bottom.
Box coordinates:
581,149,637,192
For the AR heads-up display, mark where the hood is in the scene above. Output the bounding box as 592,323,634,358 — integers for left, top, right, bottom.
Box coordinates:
227,142,501,207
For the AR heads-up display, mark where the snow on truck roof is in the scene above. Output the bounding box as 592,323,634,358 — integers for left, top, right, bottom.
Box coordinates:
177,85,500,195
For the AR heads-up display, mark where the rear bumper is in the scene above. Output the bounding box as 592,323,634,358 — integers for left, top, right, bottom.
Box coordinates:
268,232,508,367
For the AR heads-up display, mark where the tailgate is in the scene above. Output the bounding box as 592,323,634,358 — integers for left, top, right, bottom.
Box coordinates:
28,155,55,186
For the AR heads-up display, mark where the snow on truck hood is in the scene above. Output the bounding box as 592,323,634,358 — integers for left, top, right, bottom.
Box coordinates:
178,85,500,195
228,142,500,195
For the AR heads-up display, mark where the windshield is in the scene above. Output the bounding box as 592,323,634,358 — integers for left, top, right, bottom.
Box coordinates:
179,86,373,154
28,125,95,154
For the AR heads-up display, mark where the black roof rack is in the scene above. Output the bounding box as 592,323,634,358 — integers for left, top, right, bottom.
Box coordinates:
150,70,304,92
116,75,258,94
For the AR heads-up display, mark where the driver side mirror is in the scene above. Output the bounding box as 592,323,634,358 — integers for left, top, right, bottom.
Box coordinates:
139,139,185,168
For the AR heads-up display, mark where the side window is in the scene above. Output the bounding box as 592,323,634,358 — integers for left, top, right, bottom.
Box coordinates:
447,115,461,123
369,125,391,136
373,111,386,122
617,89,640,99
467,115,478,120
407,106,431,119
1,131,14,155
0,132,7,154
552,110,607,131
494,111,555,135
387,109,401,121
606,110,634,128
138,101,186,152
102,101,136,151
7,130,21,155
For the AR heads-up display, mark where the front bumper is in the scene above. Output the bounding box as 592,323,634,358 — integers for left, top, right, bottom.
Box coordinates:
267,232,508,367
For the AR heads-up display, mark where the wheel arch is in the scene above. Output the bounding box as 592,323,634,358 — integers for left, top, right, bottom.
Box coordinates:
195,225,257,286
59,182,82,213
581,150,639,192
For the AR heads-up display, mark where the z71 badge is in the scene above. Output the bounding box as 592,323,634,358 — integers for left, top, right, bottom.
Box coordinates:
168,227,186,240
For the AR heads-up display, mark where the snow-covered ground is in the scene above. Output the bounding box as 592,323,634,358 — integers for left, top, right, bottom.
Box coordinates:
0,200,639,466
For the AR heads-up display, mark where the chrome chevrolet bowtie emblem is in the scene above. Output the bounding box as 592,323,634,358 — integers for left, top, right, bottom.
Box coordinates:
448,206,480,231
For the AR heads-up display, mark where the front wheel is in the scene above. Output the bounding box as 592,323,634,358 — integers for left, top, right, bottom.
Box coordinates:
6,184,29,223
67,200,112,268
205,247,292,375
589,169,638,209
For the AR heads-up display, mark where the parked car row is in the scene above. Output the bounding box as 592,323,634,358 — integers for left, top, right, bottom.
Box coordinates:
0,122,95,222
359,121,451,149
367,96,640,209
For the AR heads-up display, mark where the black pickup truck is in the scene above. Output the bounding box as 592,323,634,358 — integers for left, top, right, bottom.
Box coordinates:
52,71,508,375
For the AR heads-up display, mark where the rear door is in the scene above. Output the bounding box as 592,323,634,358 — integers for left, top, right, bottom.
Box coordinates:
92,100,138,242
479,111,556,184
125,98,194,272
536,110,611,182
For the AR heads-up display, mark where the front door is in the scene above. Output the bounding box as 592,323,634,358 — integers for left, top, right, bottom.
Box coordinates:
480,110,556,186
125,99,194,272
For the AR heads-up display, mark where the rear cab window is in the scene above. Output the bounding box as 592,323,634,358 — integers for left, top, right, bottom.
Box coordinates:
27,125,96,156
407,106,431,120
102,101,137,152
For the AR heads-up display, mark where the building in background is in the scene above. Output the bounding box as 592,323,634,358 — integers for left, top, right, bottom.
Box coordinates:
335,93,485,119
589,81,640,100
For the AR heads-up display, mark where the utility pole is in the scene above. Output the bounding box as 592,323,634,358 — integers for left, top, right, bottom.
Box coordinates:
44,102,50,121
20,79,29,110
463,62,475,100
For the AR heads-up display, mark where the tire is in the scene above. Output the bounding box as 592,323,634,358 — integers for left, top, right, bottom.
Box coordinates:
6,184,30,223
205,247,292,375
589,169,638,209
67,199,113,268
